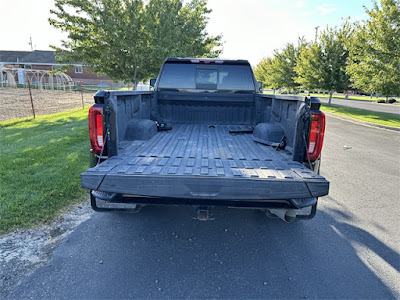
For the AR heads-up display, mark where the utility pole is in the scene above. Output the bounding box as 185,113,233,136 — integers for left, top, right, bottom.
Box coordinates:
29,37,33,51
314,26,319,43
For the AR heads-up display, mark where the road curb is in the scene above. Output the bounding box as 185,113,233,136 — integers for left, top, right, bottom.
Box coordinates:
315,96,400,105
315,96,375,103
324,112,400,132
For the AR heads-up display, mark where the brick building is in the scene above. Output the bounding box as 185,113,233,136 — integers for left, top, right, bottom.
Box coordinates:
0,50,115,86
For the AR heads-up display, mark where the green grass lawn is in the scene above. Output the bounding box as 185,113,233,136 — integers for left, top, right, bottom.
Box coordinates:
0,108,90,234
321,104,400,128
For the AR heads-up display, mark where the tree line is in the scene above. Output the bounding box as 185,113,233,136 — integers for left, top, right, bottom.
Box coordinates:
254,0,400,103
49,0,222,87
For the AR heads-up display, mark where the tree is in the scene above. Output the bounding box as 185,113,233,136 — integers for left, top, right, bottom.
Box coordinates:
144,0,222,77
295,26,350,104
254,57,278,90
269,40,305,93
49,0,222,87
254,38,306,93
346,0,400,101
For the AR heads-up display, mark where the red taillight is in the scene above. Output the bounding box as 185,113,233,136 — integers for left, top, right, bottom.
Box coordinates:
308,111,325,161
89,105,104,155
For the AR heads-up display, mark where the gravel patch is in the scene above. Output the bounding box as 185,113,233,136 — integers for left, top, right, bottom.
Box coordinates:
0,201,93,298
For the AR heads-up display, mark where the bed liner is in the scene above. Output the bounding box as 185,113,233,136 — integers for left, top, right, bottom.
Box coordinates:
81,124,329,200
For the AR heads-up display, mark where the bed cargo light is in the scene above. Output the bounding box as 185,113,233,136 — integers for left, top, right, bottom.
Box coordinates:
89,104,104,155
308,111,325,161
190,59,224,64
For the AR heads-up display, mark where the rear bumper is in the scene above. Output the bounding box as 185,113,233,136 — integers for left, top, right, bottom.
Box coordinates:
90,191,319,220
90,190,318,209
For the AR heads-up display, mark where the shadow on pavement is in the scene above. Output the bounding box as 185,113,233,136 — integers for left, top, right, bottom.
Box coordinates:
10,203,399,299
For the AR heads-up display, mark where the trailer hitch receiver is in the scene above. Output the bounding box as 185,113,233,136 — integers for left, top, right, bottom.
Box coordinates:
193,205,215,221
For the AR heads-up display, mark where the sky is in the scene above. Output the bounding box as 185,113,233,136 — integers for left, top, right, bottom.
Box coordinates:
0,0,374,65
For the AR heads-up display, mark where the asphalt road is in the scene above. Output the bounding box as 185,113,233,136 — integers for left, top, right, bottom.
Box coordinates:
317,96,400,115
10,116,400,299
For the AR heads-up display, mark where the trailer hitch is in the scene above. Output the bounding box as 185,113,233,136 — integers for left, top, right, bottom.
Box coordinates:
193,205,215,221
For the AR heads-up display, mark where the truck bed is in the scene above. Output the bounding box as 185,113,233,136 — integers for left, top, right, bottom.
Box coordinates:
81,124,329,200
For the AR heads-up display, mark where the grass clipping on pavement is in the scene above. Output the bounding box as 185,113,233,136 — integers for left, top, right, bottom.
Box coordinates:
0,108,90,234
321,104,400,128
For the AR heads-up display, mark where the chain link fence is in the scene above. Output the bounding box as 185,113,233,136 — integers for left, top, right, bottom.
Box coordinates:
0,86,96,122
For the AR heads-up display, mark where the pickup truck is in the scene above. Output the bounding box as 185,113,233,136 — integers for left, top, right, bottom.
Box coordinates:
81,58,329,222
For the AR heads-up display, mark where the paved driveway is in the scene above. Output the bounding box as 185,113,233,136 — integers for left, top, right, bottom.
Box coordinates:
9,115,400,299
